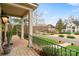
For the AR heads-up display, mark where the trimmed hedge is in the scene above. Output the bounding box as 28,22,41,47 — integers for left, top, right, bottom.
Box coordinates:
42,45,79,56
61,32,71,34
42,46,59,56
59,35,64,37
74,32,79,35
61,32,79,35
67,36,75,39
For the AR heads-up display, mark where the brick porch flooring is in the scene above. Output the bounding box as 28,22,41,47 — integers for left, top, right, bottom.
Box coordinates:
0,35,39,56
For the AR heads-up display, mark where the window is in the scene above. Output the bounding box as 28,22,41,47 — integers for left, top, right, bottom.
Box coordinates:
72,27,75,29
73,30,75,32
67,30,70,32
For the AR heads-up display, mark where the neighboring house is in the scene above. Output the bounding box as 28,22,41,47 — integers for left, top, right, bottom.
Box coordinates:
33,24,55,34
47,24,55,32
62,16,79,33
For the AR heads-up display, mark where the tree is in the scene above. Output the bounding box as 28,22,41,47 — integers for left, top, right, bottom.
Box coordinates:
33,10,45,26
55,19,64,33
33,10,45,34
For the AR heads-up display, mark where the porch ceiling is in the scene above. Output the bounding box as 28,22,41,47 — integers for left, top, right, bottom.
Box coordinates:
1,3,38,17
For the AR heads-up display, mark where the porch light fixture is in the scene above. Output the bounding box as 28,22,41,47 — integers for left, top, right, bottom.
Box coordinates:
2,16,8,24
1,4,8,24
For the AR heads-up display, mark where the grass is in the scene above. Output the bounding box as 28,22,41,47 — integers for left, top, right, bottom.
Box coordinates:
66,45,79,56
33,36,59,46
58,45,79,56
66,45,79,51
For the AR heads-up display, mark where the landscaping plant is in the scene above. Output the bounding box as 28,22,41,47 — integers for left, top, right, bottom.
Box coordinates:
74,32,79,35
61,32,71,34
59,35,64,37
42,46,59,56
67,36,75,39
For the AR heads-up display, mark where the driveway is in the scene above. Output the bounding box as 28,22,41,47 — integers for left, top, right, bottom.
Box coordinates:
46,35,79,45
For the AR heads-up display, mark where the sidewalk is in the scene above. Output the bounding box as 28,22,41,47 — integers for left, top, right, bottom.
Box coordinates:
59,43,71,47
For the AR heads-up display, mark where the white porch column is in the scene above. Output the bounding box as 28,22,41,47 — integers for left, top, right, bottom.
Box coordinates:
0,5,2,44
28,10,33,48
4,23,8,43
21,19,24,39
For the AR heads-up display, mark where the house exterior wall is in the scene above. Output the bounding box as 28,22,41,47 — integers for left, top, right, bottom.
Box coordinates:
78,26,79,32
33,25,55,34
62,22,79,33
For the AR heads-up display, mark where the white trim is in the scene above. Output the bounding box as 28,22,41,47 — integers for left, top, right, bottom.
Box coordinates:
21,19,24,39
7,3,32,10
28,10,33,48
27,3,38,8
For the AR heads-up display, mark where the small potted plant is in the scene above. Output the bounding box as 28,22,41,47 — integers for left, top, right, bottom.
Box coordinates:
2,28,13,54
2,26,16,54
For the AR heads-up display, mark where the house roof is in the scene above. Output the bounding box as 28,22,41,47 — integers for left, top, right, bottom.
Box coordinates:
33,24,55,29
47,24,55,28
73,21,79,26
63,20,79,29
63,24,66,29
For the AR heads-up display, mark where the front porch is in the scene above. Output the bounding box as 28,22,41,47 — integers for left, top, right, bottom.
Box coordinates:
0,35,39,56
0,3,39,55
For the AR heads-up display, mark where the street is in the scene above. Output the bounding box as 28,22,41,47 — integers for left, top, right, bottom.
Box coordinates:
46,35,79,45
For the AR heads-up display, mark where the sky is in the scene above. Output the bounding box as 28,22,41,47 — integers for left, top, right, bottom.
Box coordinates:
36,3,79,26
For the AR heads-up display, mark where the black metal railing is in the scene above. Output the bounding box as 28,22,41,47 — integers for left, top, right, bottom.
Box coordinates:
32,36,79,56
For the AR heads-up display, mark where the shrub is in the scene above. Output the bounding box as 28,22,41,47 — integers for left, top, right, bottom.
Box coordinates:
24,34,28,39
58,40,64,44
71,43,74,46
11,26,17,35
59,35,64,37
74,32,79,35
50,33,54,35
61,32,71,34
7,31,12,45
67,36,75,39
42,46,59,56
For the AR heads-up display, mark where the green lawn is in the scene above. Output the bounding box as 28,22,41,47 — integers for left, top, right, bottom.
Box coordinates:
33,36,59,46
66,45,79,56
58,45,79,56
66,45,79,51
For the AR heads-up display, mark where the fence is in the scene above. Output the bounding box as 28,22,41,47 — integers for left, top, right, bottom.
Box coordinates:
32,36,79,56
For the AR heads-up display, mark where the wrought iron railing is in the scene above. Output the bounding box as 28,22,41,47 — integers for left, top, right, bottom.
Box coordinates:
32,36,79,56
41,43,79,56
